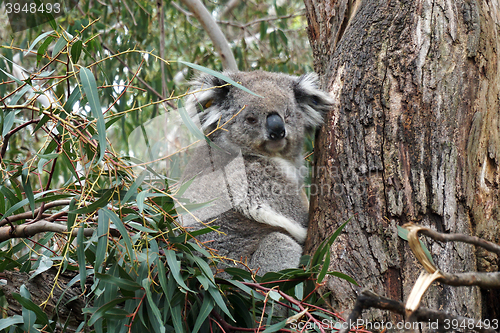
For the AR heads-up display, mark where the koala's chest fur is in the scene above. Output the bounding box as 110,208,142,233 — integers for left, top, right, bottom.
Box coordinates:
239,155,309,229
190,153,309,269
181,146,308,236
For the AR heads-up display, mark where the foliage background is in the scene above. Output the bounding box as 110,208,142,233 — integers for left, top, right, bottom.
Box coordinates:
1,0,314,154
0,0,358,332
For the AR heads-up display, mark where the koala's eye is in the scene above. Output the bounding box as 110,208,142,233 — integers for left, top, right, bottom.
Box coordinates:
246,116,258,124
204,99,213,108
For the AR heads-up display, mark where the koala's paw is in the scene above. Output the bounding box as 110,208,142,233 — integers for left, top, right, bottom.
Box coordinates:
247,205,307,243
249,232,302,275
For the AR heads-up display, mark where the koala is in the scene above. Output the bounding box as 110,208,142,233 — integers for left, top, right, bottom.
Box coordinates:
179,70,333,275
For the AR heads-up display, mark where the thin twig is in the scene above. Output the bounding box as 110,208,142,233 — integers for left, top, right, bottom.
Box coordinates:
1,118,40,158
217,12,305,29
416,225,500,256
0,220,95,241
100,44,175,108
0,200,72,227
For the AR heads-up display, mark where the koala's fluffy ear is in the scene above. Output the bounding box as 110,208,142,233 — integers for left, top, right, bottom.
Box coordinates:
293,73,333,130
188,73,232,130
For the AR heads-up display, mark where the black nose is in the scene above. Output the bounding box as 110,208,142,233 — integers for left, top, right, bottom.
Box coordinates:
266,114,285,140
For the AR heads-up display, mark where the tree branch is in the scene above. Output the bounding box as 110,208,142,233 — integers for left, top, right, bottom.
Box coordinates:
438,271,500,289
413,225,500,256
0,220,95,241
0,200,72,227
100,44,175,108
217,12,305,29
1,118,40,158
179,0,238,71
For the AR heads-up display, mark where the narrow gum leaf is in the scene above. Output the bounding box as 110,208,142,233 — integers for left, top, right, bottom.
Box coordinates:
79,66,106,164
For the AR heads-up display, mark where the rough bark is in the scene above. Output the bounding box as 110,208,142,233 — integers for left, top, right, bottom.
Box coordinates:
0,270,87,332
304,0,500,324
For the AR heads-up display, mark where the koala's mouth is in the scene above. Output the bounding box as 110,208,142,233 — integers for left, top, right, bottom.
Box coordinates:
264,138,287,152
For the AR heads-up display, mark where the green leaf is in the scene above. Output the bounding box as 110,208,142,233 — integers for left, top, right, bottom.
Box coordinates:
207,287,235,322
70,188,114,214
0,65,23,85
95,273,142,291
77,225,87,292
192,295,214,333
278,29,288,46
327,271,358,286
12,292,50,328
37,36,54,65
317,245,330,283
224,268,254,281
1,185,19,207
135,192,167,214
269,31,277,51
142,279,165,333
155,256,169,297
95,209,110,272
19,285,31,299
170,304,184,333
122,171,147,204
177,99,208,143
32,114,51,133
136,189,149,213
9,85,31,105
126,221,156,233
2,110,18,136
64,87,82,113
37,70,55,78
104,114,123,129
1,189,57,221
27,31,55,55
179,61,262,97
196,275,210,290
164,250,193,292
30,255,53,279
397,225,409,240
0,316,23,330
71,40,83,63
397,225,435,266
175,200,216,215
86,298,130,326
22,308,37,333
80,66,106,164
21,163,35,214
259,21,267,40
192,256,215,286
47,17,57,30
52,35,67,58
60,151,80,185
101,209,134,259
262,319,287,333
311,219,351,268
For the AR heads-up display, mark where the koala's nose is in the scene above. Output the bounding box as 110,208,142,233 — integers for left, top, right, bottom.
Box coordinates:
266,114,286,140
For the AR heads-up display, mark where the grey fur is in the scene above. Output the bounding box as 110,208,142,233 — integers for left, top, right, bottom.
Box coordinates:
180,70,333,275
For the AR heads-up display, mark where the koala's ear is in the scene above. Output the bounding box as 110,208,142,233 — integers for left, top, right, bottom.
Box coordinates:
293,73,333,130
188,73,232,129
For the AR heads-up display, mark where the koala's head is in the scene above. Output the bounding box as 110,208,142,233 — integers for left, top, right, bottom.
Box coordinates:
187,71,333,163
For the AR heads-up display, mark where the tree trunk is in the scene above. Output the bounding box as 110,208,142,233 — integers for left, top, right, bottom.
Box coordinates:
304,0,499,324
